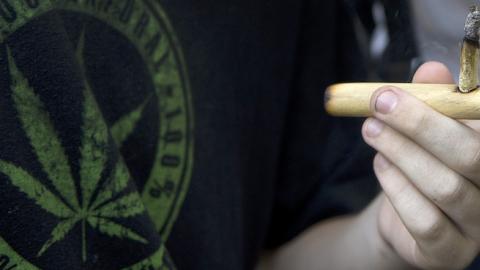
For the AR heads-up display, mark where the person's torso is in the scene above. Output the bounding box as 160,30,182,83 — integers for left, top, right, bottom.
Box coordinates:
0,1,366,269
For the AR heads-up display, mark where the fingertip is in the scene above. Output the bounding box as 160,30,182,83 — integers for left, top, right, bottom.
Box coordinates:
412,61,455,84
362,117,378,141
361,118,371,141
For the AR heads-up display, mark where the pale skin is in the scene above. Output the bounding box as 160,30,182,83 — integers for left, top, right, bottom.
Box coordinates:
259,62,480,270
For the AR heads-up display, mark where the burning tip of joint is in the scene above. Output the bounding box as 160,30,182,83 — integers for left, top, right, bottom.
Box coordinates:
459,6,480,93
465,5,480,41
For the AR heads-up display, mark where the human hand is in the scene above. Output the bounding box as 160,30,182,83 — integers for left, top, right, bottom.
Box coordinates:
362,62,480,269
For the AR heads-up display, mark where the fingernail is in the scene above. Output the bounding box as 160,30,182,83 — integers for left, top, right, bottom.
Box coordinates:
366,119,384,137
375,91,398,114
375,154,391,170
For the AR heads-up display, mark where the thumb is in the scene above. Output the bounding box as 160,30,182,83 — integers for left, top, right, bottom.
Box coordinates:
412,61,455,84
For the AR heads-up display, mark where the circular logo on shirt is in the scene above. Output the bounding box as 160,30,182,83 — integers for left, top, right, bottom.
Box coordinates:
0,1,193,269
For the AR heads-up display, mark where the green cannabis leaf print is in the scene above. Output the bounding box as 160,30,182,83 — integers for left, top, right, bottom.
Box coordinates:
0,45,148,262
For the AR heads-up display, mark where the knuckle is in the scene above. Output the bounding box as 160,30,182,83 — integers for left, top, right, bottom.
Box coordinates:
431,173,465,205
406,110,430,138
391,138,416,161
412,213,445,240
457,140,480,174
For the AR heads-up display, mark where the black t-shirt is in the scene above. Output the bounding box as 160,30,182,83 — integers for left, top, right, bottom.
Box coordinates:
0,1,378,269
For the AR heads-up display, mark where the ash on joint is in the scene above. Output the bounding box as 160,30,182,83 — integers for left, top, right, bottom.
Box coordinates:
465,5,480,42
